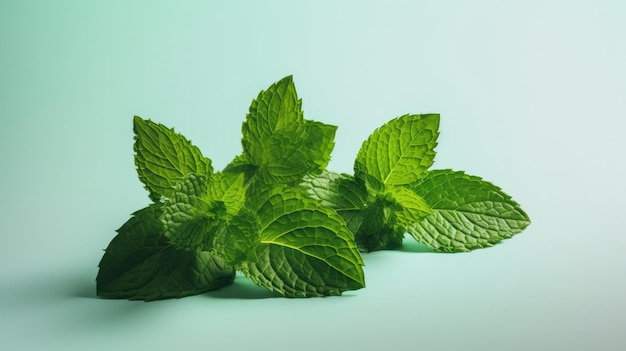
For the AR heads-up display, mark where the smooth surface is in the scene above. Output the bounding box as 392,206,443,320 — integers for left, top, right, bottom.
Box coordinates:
1,1,625,350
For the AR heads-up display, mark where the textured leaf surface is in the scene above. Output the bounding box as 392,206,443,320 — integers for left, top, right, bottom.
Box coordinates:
240,76,336,185
162,173,248,252
223,153,257,182
134,116,213,201
300,170,367,234
213,208,261,265
303,120,336,171
354,114,439,193
409,169,531,252
161,174,218,251
96,205,235,301
242,75,304,146
205,172,246,217
240,187,365,297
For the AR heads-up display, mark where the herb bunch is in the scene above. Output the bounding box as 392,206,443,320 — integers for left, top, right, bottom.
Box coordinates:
96,76,530,300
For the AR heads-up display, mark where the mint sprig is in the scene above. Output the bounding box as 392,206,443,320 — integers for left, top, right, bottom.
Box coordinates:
97,75,530,301
301,114,530,252
97,76,364,300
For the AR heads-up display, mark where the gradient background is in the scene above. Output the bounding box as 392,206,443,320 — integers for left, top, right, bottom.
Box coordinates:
1,1,625,350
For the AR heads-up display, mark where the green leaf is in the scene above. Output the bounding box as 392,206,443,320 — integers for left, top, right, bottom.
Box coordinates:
243,75,305,146
351,187,430,252
240,76,337,185
300,170,367,234
133,116,213,202
161,173,257,266
223,154,257,185
239,186,365,297
408,169,531,252
241,76,306,183
354,114,439,193
303,120,336,171
162,172,248,252
213,208,261,266
96,205,235,301
205,172,247,217
355,200,403,252
161,174,215,251
383,186,431,231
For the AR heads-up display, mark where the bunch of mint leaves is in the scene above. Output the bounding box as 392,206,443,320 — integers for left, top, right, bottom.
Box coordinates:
96,76,530,300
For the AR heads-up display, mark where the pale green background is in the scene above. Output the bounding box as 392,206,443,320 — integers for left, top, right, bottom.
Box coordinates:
1,1,625,350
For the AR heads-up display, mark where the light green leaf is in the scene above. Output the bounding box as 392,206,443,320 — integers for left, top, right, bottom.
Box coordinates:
409,169,531,252
354,114,439,193
96,205,235,301
383,186,431,231
205,172,247,217
240,76,337,185
242,75,305,148
133,116,213,202
300,170,367,234
240,186,365,297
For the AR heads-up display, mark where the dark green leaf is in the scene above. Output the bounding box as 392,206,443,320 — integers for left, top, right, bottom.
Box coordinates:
354,197,404,251
96,205,235,301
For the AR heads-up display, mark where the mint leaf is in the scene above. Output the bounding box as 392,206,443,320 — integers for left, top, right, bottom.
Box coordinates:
300,170,367,234
205,172,247,217
348,187,429,251
356,200,403,251
243,75,305,144
240,76,336,185
408,169,531,252
383,186,431,231
239,186,365,297
96,205,235,301
213,208,261,265
354,114,439,193
240,75,306,184
303,120,336,171
162,174,216,251
133,116,213,202
162,172,248,252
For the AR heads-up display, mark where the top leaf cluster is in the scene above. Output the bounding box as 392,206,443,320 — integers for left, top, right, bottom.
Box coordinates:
97,76,530,300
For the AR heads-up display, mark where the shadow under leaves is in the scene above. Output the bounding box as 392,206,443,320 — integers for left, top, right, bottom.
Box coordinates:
205,276,277,299
397,239,435,253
